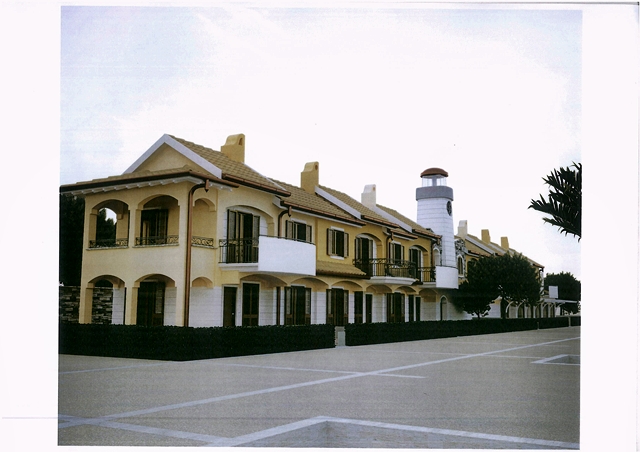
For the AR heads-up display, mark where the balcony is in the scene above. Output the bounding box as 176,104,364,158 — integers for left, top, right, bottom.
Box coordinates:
219,236,315,275
353,259,438,285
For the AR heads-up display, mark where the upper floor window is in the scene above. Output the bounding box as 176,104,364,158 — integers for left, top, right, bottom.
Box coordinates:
327,228,349,257
457,256,465,276
285,220,312,243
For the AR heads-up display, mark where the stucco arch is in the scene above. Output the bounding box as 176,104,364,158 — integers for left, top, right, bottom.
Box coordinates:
135,273,176,287
289,277,329,291
86,199,131,247
87,274,125,289
226,204,276,236
240,273,287,289
136,193,180,210
330,280,366,291
193,196,216,211
192,277,213,288
365,283,393,294
397,285,418,294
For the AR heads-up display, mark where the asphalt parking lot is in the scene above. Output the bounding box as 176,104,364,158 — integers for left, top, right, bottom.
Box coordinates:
58,326,580,448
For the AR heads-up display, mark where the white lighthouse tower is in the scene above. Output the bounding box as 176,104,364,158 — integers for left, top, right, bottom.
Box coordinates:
416,168,458,288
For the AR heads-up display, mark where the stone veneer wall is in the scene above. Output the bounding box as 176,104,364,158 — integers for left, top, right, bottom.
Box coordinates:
59,286,80,323
91,287,114,324
59,286,113,324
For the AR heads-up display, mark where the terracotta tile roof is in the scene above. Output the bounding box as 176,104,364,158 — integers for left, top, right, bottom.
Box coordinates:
318,185,399,228
316,260,368,278
376,205,440,240
60,166,233,192
459,236,493,257
170,135,290,196
272,179,364,225
462,234,543,269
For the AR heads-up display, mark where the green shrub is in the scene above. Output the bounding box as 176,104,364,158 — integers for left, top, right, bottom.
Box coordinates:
344,317,578,346
59,323,335,361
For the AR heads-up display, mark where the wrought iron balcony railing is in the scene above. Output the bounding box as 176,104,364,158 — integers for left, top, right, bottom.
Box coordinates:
191,236,215,247
353,259,436,282
88,238,129,249
353,258,415,279
219,238,259,263
414,266,436,283
135,235,179,246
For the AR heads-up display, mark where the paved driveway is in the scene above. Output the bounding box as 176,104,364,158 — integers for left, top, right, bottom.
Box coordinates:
59,326,580,448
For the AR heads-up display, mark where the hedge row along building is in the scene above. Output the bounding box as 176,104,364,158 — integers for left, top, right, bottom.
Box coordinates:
60,133,547,327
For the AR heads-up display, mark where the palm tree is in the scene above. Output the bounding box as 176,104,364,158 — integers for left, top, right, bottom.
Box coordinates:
529,162,581,240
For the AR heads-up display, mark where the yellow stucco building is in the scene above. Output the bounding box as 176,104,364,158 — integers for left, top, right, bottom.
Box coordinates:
60,133,545,327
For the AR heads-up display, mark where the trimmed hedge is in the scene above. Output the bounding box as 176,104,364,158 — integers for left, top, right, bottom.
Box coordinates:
59,323,335,361
344,316,580,346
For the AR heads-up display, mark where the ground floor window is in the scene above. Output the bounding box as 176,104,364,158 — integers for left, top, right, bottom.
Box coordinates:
366,294,372,323
327,288,348,326
242,283,260,326
285,286,311,325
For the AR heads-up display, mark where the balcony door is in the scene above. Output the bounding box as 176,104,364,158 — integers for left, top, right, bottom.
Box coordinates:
355,236,374,275
227,210,260,263
136,281,165,326
140,209,168,245
409,248,421,279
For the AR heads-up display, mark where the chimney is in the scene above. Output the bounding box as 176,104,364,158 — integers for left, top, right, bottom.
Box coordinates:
481,229,491,244
221,134,245,163
501,237,510,250
458,220,468,237
301,162,319,194
361,184,376,208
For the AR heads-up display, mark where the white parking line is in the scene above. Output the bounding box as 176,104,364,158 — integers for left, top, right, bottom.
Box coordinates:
59,414,224,443
60,414,579,449
60,336,579,431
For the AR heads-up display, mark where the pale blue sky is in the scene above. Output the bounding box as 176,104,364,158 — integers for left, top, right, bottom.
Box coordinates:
60,4,584,278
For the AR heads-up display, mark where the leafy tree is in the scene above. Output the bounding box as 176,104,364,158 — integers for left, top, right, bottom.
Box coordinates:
454,257,499,318
96,208,116,242
453,253,542,318
544,272,581,314
59,194,84,286
529,162,581,240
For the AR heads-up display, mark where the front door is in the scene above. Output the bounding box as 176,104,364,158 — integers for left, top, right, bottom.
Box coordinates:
285,286,311,325
137,281,165,326
242,283,260,326
223,287,237,327
327,289,348,326
387,293,404,323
